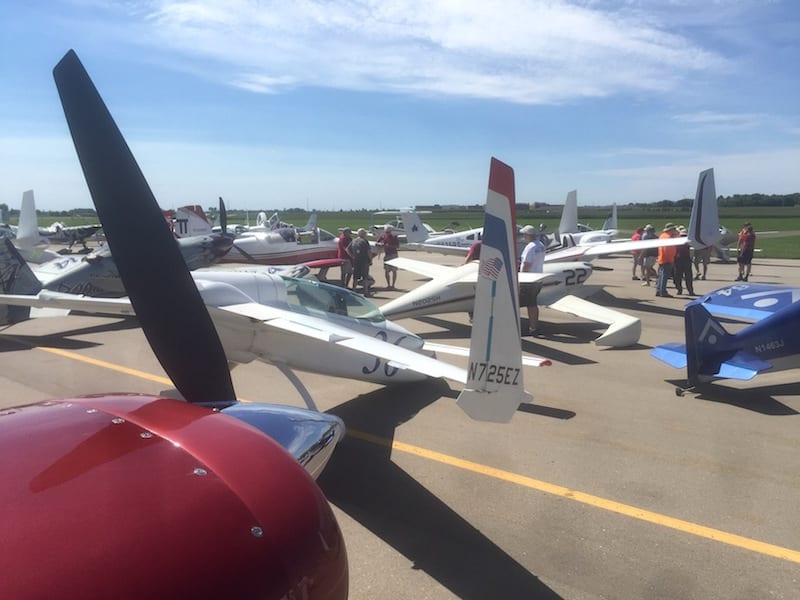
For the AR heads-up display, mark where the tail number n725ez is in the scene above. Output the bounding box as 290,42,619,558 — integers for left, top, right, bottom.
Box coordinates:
468,361,520,385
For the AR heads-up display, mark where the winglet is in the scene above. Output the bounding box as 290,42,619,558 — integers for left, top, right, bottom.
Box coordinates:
457,158,528,422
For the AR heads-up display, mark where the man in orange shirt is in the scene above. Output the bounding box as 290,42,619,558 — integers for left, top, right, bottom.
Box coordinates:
656,223,678,297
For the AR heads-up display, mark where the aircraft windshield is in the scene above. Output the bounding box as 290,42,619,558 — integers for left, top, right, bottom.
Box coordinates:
283,277,384,321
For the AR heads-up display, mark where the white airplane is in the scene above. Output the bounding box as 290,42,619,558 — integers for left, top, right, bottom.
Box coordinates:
0,198,234,297
219,220,339,265
402,210,485,252
555,190,618,245
370,209,453,242
1,71,543,423
380,169,723,347
7,191,62,264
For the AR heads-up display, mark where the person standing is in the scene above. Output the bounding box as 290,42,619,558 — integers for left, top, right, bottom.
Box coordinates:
350,228,373,296
672,226,694,295
337,227,354,287
736,222,756,281
519,225,546,335
656,223,678,297
376,224,400,289
640,224,657,285
693,245,712,280
464,240,482,263
631,226,644,280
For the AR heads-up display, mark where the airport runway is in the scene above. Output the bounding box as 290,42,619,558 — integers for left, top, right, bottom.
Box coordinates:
2,253,798,599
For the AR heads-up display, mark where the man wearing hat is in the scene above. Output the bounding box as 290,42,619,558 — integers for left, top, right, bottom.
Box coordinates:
519,225,546,335
337,226,354,287
656,223,678,297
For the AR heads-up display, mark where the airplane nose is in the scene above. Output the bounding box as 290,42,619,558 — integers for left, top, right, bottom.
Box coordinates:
213,234,235,257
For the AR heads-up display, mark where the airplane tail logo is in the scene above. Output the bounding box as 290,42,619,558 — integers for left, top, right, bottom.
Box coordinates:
685,301,738,384
479,257,503,280
457,158,528,422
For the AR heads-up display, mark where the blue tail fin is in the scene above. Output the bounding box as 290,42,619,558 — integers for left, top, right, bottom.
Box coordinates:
684,301,739,385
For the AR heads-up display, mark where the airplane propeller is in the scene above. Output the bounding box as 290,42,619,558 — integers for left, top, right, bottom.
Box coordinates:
53,50,237,407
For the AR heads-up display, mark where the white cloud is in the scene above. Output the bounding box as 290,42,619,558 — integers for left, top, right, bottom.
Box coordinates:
124,0,728,104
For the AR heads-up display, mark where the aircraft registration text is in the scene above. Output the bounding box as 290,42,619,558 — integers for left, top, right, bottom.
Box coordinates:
468,361,520,385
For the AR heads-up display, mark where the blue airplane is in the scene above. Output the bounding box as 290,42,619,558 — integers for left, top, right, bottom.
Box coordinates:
651,283,800,393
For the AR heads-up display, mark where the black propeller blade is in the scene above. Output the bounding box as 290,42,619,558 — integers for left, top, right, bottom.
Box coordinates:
218,197,228,234
53,50,236,406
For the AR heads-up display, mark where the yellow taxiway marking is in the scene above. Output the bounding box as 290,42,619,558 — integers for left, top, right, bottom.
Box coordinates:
21,342,800,565
347,430,800,564
37,346,172,386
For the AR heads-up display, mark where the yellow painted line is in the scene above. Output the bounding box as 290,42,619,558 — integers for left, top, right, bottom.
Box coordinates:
37,346,172,385
347,429,800,565
15,338,799,565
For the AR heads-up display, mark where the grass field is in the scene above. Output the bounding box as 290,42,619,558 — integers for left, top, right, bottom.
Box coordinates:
15,205,800,259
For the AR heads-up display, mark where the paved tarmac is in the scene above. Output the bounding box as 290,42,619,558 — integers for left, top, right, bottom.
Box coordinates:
2,252,799,599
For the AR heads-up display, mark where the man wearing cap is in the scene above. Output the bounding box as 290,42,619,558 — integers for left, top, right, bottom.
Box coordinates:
376,224,400,290
337,227,354,287
656,223,678,297
350,228,374,296
519,225,546,335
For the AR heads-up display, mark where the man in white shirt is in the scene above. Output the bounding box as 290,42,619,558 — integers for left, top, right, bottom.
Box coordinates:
519,224,546,335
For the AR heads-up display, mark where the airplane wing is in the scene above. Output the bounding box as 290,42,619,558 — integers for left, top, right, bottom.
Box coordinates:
403,242,470,257
545,236,686,263
693,284,800,322
423,342,551,367
0,290,135,316
0,287,468,383
651,343,772,380
386,257,459,280
217,301,468,383
547,295,641,347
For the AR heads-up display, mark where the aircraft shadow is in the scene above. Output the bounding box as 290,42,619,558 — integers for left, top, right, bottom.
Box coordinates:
413,315,597,366
666,379,799,415
590,289,689,319
320,382,562,599
0,318,140,353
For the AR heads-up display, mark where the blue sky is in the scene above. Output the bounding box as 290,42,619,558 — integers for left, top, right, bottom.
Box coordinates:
1,1,798,212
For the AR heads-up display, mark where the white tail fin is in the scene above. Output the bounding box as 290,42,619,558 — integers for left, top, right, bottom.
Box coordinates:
688,168,722,249
174,205,212,237
457,158,529,423
400,210,429,243
16,190,43,248
558,190,578,234
602,204,618,231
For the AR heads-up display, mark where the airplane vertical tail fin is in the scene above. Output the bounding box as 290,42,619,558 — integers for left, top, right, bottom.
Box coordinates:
684,301,740,385
602,204,618,232
558,190,578,234
305,213,318,230
0,238,43,324
400,211,429,243
688,169,722,249
174,205,212,237
457,158,529,422
16,190,43,248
